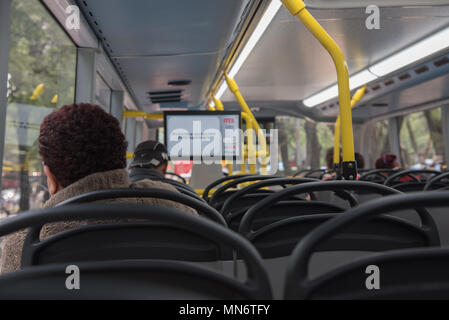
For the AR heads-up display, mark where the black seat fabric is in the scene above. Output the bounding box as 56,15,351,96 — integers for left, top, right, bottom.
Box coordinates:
240,181,439,259
284,192,446,299
0,203,272,299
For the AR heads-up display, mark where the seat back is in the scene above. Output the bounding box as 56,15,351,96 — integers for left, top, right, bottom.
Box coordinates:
0,204,272,299
284,192,446,299
384,169,441,187
228,200,345,231
424,171,449,190
220,178,317,230
55,188,226,225
359,169,403,183
0,260,268,300
240,181,439,258
202,174,252,201
22,222,233,266
208,175,280,209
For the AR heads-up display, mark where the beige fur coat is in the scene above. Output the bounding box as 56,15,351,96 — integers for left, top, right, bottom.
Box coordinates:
0,169,197,274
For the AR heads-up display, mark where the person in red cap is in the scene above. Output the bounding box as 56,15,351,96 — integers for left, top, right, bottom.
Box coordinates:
375,153,401,170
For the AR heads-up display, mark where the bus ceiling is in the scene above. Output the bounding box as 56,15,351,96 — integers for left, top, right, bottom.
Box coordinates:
43,0,449,123
214,1,449,122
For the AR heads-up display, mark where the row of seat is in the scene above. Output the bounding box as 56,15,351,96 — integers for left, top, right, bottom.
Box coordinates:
0,171,448,299
295,168,449,192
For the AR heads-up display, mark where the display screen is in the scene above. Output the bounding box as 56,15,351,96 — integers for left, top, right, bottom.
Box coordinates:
164,111,242,161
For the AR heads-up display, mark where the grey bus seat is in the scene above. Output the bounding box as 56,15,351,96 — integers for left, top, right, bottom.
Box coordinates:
0,204,272,300
239,181,440,299
285,192,447,299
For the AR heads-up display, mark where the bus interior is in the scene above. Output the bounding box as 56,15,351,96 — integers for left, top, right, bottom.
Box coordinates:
1,0,449,300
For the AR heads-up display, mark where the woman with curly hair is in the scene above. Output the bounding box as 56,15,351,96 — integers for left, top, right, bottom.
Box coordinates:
0,103,196,274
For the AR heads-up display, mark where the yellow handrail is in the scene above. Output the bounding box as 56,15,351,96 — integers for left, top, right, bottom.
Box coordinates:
333,85,367,166
213,96,224,111
241,112,257,174
122,110,164,120
211,96,233,174
281,0,356,179
224,74,268,175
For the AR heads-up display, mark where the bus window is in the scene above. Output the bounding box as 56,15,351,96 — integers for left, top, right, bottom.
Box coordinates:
276,117,305,175
399,108,444,170
3,0,77,217
275,117,334,174
95,73,112,113
316,122,334,169
369,119,390,168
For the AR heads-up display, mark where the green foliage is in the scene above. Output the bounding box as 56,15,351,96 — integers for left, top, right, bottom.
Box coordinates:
276,117,333,170
399,109,443,166
6,0,77,171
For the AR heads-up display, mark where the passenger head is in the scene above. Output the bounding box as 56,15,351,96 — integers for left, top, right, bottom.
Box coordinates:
129,140,169,175
355,152,365,169
39,103,127,195
375,153,400,169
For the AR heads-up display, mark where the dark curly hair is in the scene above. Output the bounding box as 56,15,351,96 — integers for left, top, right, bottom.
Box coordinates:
39,103,128,187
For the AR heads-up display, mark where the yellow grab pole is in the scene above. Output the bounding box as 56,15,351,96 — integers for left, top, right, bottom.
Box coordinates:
281,0,356,179
225,74,268,175
212,96,233,174
213,96,224,111
208,104,216,111
122,110,164,120
241,112,256,174
333,85,367,168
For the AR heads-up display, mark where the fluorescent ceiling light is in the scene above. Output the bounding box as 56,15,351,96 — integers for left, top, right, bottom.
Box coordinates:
303,69,377,107
215,0,282,99
304,26,449,107
369,26,449,77
215,81,228,100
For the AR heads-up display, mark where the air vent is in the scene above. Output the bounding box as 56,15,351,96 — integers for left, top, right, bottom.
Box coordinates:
398,73,411,81
168,80,192,86
415,66,429,74
434,57,449,67
371,85,381,91
384,79,395,86
148,90,183,96
148,90,183,104
372,103,389,107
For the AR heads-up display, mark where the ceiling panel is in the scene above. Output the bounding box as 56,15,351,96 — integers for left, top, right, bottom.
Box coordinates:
77,0,250,107
353,73,449,119
117,53,219,111
222,5,449,104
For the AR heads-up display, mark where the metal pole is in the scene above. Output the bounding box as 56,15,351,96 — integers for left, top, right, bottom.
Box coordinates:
0,0,12,189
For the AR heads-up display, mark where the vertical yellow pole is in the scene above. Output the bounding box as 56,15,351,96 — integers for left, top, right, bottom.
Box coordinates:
241,112,256,174
333,86,367,170
212,96,233,174
213,96,225,111
225,74,268,175
281,0,356,179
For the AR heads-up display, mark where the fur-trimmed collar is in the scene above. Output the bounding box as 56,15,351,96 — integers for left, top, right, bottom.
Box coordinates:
43,169,130,208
